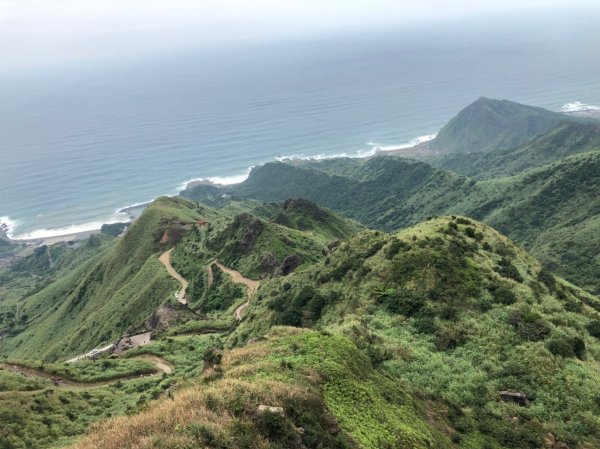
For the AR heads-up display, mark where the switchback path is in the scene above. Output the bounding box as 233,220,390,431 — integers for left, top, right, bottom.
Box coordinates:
210,261,260,321
0,356,172,390
159,248,188,305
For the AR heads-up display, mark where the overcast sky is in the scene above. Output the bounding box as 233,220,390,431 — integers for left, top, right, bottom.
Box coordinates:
0,0,598,70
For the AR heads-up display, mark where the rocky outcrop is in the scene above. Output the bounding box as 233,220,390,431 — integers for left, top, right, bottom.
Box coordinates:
276,254,301,276
499,390,531,406
257,405,284,416
159,220,193,245
241,218,264,254
283,198,327,221
261,252,278,271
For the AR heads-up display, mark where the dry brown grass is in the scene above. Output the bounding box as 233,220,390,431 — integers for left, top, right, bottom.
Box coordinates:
68,329,347,449
70,377,310,449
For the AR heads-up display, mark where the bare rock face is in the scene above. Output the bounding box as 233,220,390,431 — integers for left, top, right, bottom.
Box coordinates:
283,198,327,221
261,252,278,270
238,215,264,254
146,305,179,331
159,220,193,245
499,390,531,407
327,239,341,251
257,405,284,416
276,254,301,276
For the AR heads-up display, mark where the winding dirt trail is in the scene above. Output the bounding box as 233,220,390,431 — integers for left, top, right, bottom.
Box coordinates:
210,261,259,321
0,355,172,390
159,248,188,305
129,355,172,374
206,264,214,288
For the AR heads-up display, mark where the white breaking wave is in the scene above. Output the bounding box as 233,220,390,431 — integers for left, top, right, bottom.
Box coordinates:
561,101,600,112
0,216,18,239
6,212,130,241
276,134,436,162
177,166,255,191
9,134,437,241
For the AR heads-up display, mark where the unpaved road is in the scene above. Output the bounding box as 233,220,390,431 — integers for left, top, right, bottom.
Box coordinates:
211,261,259,321
128,355,172,374
206,264,214,287
159,248,188,305
0,355,171,390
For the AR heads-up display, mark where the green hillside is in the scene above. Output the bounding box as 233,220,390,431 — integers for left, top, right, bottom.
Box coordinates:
431,97,568,153
230,217,600,448
182,142,600,294
1,197,202,360
460,150,600,294
185,156,471,230
169,198,363,312
3,97,600,449
433,120,600,177
56,216,600,449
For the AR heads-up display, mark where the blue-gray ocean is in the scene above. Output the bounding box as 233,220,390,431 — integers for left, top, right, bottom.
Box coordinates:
1,12,600,238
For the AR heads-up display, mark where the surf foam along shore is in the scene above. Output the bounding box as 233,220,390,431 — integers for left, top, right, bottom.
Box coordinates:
179,166,255,191
0,216,18,241
561,101,600,119
2,209,132,243
275,134,437,162
5,132,438,244
561,101,600,112
182,134,437,191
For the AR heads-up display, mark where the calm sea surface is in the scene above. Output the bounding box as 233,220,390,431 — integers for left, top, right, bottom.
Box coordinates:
1,12,600,238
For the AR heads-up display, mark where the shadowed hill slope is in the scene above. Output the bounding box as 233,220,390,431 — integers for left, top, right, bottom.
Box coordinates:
432,120,600,178
431,97,568,154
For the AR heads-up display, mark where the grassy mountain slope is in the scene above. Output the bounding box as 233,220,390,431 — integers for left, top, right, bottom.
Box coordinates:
184,157,472,230
433,120,600,178
0,234,115,306
170,199,363,312
183,146,600,293
62,216,600,449
1,197,202,361
459,150,600,294
231,217,600,448
431,97,568,154
70,327,454,449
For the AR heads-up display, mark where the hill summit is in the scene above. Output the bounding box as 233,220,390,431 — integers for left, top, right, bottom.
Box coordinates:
432,97,567,153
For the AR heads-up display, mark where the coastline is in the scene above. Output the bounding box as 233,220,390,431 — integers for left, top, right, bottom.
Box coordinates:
4,101,596,248
0,132,440,248
1,225,102,247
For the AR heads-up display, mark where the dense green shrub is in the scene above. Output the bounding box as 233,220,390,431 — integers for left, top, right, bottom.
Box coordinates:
538,269,556,291
464,227,476,238
495,258,524,282
586,320,600,338
490,284,517,305
508,309,551,341
382,289,426,317
546,335,585,359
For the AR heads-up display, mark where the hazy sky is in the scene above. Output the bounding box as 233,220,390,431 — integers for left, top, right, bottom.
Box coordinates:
0,0,598,69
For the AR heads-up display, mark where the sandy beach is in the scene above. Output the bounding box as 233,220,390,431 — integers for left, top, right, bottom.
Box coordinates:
1,226,102,247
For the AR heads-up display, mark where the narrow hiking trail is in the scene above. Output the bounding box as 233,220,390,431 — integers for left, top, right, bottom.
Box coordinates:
159,248,188,305
210,261,260,321
206,263,214,287
0,356,172,390
12,252,258,390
